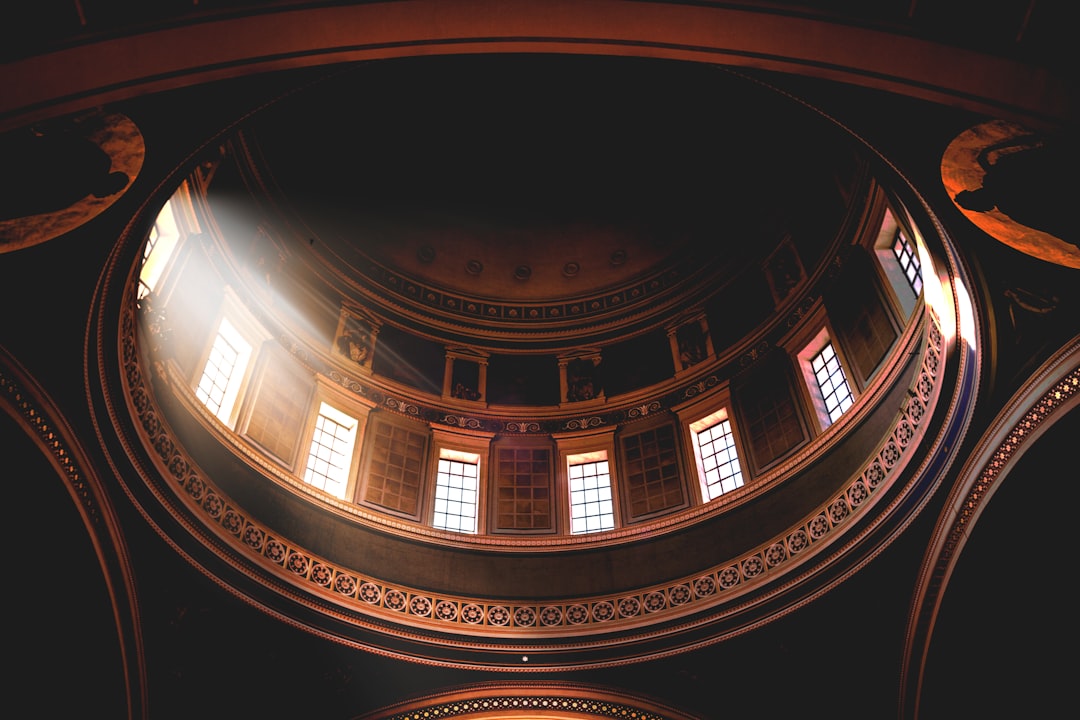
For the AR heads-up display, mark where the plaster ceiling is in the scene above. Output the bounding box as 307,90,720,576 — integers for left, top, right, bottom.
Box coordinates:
237,54,853,315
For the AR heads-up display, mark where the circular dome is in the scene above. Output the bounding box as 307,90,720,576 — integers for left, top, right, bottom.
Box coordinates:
105,52,973,669
214,56,856,351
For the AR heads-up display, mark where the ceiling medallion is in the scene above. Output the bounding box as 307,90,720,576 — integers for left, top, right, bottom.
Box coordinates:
513,264,532,281
609,249,627,266
562,261,581,278
417,245,436,263
465,259,483,275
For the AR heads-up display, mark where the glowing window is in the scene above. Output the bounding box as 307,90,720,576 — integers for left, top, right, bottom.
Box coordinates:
873,206,925,320
690,410,744,500
195,317,252,424
433,450,479,533
302,402,357,499
892,229,923,296
138,196,181,300
568,453,614,534
811,341,854,425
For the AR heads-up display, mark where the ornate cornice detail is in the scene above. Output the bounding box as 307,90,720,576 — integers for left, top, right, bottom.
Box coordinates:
359,682,698,720
376,694,675,720
120,304,945,648
354,252,695,328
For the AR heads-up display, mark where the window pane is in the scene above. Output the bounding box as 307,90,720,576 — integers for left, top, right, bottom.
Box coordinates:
433,457,479,533
695,418,744,501
302,403,357,500
811,341,854,425
195,317,252,425
892,229,923,296
568,460,614,534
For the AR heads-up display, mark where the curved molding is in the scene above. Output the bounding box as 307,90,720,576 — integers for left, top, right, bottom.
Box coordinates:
900,335,1080,718
1,0,1070,133
0,346,147,720
111,291,948,664
356,681,700,720
200,244,876,438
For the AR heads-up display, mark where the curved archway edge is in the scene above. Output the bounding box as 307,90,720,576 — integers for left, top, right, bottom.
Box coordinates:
2,0,1070,133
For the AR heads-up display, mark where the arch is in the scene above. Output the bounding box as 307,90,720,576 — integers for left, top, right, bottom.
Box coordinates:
0,347,148,720
356,681,700,720
901,336,1080,717
1,0,1070,133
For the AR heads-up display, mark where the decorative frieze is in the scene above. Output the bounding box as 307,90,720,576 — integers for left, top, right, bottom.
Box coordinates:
119,303,946,638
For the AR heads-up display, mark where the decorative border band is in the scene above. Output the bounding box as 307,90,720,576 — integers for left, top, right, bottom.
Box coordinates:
122,301,943,638
377,693,674,720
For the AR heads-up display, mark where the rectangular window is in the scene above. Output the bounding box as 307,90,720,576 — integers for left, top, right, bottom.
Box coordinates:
811,341,854,425
691,411,744,501
433,451,479,533
568,453,614,534
138,195,181,300
873,205,923,319
892,229,923,296
195,317,252,425
302,402,357,499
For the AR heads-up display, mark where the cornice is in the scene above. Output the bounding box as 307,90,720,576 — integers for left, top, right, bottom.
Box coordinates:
103,293,953,667
357,681,700,720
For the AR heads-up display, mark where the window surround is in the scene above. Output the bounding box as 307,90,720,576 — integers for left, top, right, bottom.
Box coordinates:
293,376,374,502
689,407,745,502
192,287,271,428
797,327,856,431
429,427,494,534
139,180,200,304
553,427,620,534
673,387,748,505
872,201,925,320
781,303,857,433
301,400,360,501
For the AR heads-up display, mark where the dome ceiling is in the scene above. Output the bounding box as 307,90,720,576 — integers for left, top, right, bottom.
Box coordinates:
109,51,974,671
226,55,857,349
